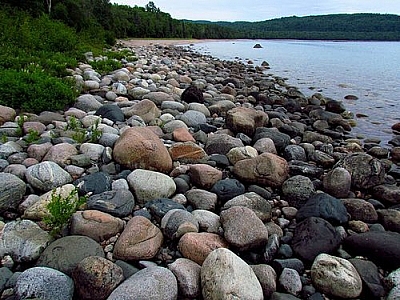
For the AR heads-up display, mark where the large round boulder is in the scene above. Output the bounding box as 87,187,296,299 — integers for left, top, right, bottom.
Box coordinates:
233,153,289,187
113,127,172,173
334,153,385,190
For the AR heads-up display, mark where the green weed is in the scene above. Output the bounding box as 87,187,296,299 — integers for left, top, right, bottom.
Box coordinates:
25,129,40,144
43,188,87,237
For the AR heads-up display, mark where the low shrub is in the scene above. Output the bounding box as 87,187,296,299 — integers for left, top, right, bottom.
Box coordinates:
0,68,78,113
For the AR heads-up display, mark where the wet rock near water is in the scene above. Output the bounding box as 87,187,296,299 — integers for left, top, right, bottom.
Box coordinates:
0,42,400,299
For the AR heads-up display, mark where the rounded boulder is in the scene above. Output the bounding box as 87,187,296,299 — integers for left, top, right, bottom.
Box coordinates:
113,127,172,173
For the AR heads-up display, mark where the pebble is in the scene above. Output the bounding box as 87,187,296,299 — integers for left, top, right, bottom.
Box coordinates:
0,42,398,299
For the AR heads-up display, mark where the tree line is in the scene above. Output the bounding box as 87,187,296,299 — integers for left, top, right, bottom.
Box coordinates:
210,13,400,40
0,0,236,42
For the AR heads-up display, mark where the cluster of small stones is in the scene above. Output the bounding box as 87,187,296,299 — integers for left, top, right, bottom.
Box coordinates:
1,41,400,300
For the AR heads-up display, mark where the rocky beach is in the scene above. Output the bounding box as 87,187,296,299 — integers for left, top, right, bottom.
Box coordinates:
1,39,400,299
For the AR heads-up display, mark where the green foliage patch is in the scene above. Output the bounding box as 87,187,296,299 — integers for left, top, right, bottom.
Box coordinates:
0,68,78,113
43,187,87,237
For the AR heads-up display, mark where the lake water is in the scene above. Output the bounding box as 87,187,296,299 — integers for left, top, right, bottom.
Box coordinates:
185,39,400,145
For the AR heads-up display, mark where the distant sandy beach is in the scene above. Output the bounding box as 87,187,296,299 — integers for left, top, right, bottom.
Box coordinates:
118,39,203,47
118,38,231,48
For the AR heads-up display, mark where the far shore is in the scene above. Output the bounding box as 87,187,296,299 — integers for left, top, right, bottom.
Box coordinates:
118,38,232,47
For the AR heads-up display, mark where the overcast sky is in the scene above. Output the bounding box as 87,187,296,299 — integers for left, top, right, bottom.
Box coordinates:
111,0,400,21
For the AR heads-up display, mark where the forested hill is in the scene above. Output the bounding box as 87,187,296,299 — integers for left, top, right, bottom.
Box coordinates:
193,13,400,40
1,0,399,42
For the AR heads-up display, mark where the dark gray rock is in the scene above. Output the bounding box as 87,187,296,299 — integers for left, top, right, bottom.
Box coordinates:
271,258,305,276
349,258,385,299
204,133,244,155
181,85,204,104
263,234,280,263
253,127,291,153
193,123,218,134
325,99,346,114
114,260,140,279
0,173,26,214
389,135,400,147
277,244,293,258
248,185,272,200
74,172,112,195
210,178,246,203
271,292,301,300
288,160,324,178
36,235,104,276
0,267,13,291
335,153,385,189
208,154,230,168
296,192,349,225
87,189,135,217
344,231,400,270
145,198,186,222
162,209,199,240
174,177,191,194
282,175,315,209
283,145,307,162
95,104,124,123
291,217,342,263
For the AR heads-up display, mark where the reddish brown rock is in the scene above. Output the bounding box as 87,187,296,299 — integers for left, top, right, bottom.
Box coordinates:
341,198,378,223
113,216,163,260
27,142,53,162
122,99,160,123
169,142,207,164
70,210,124,242
225,107,268,137
391,147,400,161
172,127,195,142
233,153,289,187
188,164,223,189
72,256,124,300
42,143,78,167
113,127,172,173
392,122,400,132
22,121,46,135
0,105,16,125
178,232,229,265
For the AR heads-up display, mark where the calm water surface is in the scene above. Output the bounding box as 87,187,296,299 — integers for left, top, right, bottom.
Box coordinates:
187,40,400,145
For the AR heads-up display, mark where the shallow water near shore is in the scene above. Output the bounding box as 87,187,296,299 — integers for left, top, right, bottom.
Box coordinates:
186,39,400,145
